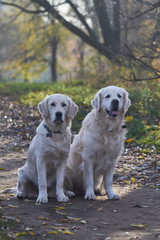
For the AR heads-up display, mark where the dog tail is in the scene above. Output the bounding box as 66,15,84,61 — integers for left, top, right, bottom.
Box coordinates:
1,188,17,194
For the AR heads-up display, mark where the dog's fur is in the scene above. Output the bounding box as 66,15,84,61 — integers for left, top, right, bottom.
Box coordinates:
16,94,78,203
65,86,131,200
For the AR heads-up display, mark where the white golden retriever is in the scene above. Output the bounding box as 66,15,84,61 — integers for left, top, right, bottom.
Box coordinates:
66,86,131,200
17,94,78,203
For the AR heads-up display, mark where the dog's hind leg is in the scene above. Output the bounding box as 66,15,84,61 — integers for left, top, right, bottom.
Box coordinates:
17,168,29,199
94,175,106,195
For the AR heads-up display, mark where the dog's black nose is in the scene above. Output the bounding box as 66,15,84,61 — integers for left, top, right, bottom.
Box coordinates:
56,112,62,119
111,99,119,109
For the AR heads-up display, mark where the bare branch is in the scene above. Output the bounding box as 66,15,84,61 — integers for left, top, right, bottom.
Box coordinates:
30,0,114,59
65,0,97,40
129,1,160,20
135,0,157,7
0,1,46,14
124,44,160,74
121,75,160,82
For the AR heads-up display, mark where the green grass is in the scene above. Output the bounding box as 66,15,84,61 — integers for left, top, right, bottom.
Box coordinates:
0,80,96,105
126,83,160,151
0,80,96,131
1,80,160,152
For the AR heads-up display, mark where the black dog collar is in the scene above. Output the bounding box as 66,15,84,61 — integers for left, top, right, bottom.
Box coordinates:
44,124,61,137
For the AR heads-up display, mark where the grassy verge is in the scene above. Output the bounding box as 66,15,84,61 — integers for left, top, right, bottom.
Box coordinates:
0,80,160,152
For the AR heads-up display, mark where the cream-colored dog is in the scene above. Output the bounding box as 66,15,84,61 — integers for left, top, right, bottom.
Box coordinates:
17,94,78,203
66,86,131,200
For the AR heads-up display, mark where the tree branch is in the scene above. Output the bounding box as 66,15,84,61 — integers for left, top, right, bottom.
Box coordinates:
129,1,160,20
124,44,160,74
135,0,157,7
65,0,97,40
30,0,114,60
121,75,160,82
0,1,46,14
0,0,114,60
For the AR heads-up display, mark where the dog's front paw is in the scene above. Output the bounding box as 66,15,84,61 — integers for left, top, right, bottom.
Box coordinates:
65,190,75,198
108,193,120,200
84,191,96,200
36,194,48,203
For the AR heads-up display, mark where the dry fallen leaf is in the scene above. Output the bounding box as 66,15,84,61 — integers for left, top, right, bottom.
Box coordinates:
125,138,133,143
80,220,86,224
62,230,75,235
25,227,34,231
51,226,67,231
15,232,27,236
34,202,41,206
29,232,36,235
43,222,48,225
37,216,51,221
130,223,147,228
48,231,58,234
8,204,18,208
55,206,65,211
59,217,82,223
131,177,135,183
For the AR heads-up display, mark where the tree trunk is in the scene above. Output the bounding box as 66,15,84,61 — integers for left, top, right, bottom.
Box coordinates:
77,39,84,78
93,0,115,57
50,34,58,82
113,0,121,53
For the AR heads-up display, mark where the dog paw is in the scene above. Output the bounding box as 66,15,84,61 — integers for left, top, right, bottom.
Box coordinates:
65,190,75,198
84,192,96,200
17,192,24,199
36,195,48,203
57,194,69,203
108,193,120,200
95,188,106,196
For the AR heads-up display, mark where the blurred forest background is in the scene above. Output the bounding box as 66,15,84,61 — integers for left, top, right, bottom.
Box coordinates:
0,0,160,151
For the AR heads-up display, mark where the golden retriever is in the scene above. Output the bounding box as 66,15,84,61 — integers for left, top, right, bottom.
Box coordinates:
17,94,78,203
66,86,131,200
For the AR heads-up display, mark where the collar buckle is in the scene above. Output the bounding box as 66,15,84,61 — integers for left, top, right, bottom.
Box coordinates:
44,124,52,137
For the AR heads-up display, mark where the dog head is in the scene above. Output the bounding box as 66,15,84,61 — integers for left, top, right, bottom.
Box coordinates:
91,86,131,118
38,94,78,124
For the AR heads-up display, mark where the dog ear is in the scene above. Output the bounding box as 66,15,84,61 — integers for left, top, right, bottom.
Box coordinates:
121,88,131,114
38,96,49,119
67,98,78,120
91,92,101,112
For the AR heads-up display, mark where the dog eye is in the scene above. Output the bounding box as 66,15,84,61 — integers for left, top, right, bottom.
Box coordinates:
51,103,55,107
105,94,110,99
62,103,66,107
117,94,122,98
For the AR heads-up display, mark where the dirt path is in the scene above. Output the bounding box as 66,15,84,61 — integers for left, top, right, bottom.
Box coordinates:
0,95,160,240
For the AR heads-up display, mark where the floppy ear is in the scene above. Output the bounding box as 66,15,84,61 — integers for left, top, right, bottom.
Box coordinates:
91,92,101,112
38,96,49,119
121,88,131,114
67,98,78,120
